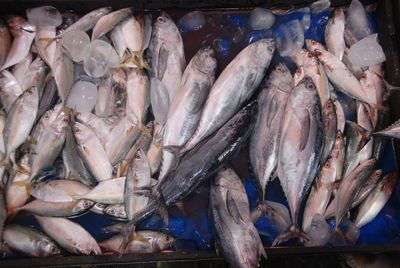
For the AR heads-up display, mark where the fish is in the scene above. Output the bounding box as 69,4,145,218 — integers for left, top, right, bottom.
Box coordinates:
73,121,113,181
334,100,346,133
75,177,126,204
159,47,217,182
374,117,400,140
150,77,170,125
104,203,127,220
95,75,116,118
11,52,32,85
10,199,94,218
31,179,91,202
331,130,346,194
110,23,126,60
53,41,74,103
91,8,133,40
321,99,337,165
149,12,186,103
37,77,59,120
275,76,323,245
355,171,397,228
146,123,163,176
75,112,118,145
0,70,23,112
32,104,63,146
210,167,266,268
99,230,175,254
121,16,142,54
62,7,112,34
3,224,60,257
293,67,305,86
5,154,31,210
90,202,107,215
183,39,275,153
20,57,48,95
360,70,380,107
249,63,293,202
357,102,373,132
325,8,345,61
0,19,11,67
302,157,336,232
126,68,150,125
35,216,101,255
124,150,152,220
3,87,39,166
35,26,56,68
372,107,390,163
1,16,36,70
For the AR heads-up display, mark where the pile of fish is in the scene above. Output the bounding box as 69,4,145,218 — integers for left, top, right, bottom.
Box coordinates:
0,0,397,267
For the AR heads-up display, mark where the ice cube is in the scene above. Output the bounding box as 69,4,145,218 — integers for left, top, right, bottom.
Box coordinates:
61,30,90,63
83,40,119,78
275,20,304,57
301,9,311,31
178,11,206,32
348,34,386,67
26,6,62,27
310,0,331,14
305,214,331,247
249,8,275,30
66,81,98,113
346,0,372,41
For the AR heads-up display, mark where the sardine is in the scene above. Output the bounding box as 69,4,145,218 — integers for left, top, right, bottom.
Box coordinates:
35,216,101,255
31,179,91,202
249,63,293,201
53,41,73,103
360,70,379,107
321,99,337,164
91,8,132,40
3,224,60,257
210,168,266,268
95,75,116,117
73,121,113,181
35,26,56,68
159,47,217,182
183,39,275,153
325,8,345,61
275,76,323,245
4,87,39,166
126,69,150,125
75,177,125,204
0,70,23,112
99,230,174,254
355,171,396,228
357,102,373,132
0,19,11,67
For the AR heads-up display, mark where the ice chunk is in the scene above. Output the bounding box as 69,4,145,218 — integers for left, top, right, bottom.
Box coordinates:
213,38,231,56
26,6,62,27
178,11,206,32
310,0,331,14
61,30,90,63
83,40,119,78
332,217,360,245
275,20,304,57
346,0,372,40
305,214,331,247
249,8,275,30
66,81,98,113
301,8,311,31
348,34,386,67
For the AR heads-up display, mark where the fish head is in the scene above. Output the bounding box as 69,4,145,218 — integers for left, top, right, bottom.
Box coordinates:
37,239,61,256
155,12,175,31
5,15,27,36
370,169,383,184
72,121,91,142
382,172,397,194
155,233,176,249
301,75,316,92
306,39,323,53
76,199,95,211
24,86,39,103
104,205,125,218
193,47,217,77
251,39,275,66
333,8,344,20
323,99,335,117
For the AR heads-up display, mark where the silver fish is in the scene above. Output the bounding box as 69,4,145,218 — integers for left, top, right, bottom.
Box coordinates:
5,154,30,210
32,103,63,144
249,63,293,201
91,8,132,40
37,77,59,120
110,23,126,60
325,8,345,61
159,47,217,182
147,123,163,176
4,224,60,257
74,121,113,181
334,100,346,133
121,15,142,54
331,130,346,193
75,177,126,204
75,112,118,145
210,167,266,268
373,117,400,140
32,179,91,202
183,39,275,153
20,57,48,94
149,12,186,103
0,19,11,67
275,76,323,245
126,69,150,125
360,70,380,107
99,230,174,254
95,75,116,117
0,70,23,112
35,26,56,68
53,41,73,103
62,7,112,35
357,102,373,132
321,99,337,164
35,216,101,255
4,87,39,166
355,171,396,228
293,66,305,86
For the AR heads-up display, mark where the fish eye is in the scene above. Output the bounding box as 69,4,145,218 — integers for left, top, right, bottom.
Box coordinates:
267,46,274,53
165,236,170,241
324,161,331,168
157,16,166,23
307,83,315,89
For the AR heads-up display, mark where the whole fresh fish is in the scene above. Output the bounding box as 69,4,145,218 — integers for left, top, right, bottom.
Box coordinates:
99,230,175,254
0,19,11,67
355,171,397,228
76,177,126,204
150,77,170,125
53,41,74,103
147,123,163,176
104,203,127,219
35,26,56,68
321,99,337,164
183,39,275,153
3,224,60,257
1,16,36,70
3,86,39,166
334,159,376,229
149,12,186,103
275,76,323,245
0,70,23,112
110,23,126,60
62,7,112,35
73,121,113,181
325,8,345,61
10,199,94,217
11,52,32,85
91,8,132,40
95,75,116,118
210,168,266,268
126,68,150,125
5,154,30,210
32,179,91,202
35,216,101,255
124,150,151,220
302,157,336,232
159,47,217,182
249,63,293,201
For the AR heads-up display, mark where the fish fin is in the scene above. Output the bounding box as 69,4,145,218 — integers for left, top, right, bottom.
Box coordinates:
271,225,310,246
226,190,246,225
157,44,169,80
140,125,152,138
299,110,310,151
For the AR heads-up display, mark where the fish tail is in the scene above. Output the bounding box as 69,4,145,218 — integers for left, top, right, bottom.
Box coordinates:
271,225,310,247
